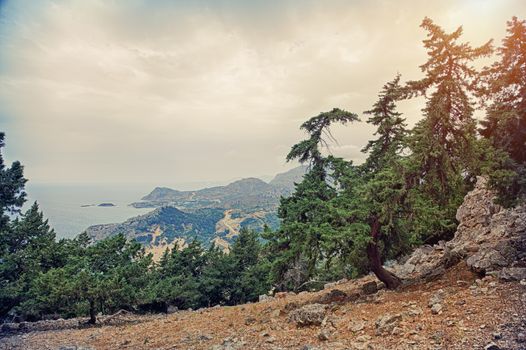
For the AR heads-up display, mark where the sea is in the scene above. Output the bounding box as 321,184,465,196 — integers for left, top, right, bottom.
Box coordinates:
23,183,156,239
22,180,234,239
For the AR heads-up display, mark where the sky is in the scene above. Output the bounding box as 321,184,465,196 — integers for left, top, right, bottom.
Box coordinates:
0,0,524,187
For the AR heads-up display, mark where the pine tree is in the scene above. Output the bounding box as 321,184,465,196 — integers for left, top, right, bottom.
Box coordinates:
407,18,492,202
0,203,58,318
480,17,526,204
362,74,407,173
270,108,359,290
0,132,27,232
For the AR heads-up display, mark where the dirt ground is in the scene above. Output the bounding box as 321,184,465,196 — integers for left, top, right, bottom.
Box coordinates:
1,263,525,350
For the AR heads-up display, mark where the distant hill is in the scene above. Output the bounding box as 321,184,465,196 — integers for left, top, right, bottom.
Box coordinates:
130,166,307,211
269,165,308,195
86,166,306,251
86,207,225,244
134,177,281,211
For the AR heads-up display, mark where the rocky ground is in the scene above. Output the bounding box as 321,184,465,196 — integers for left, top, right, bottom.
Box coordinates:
0,263,525,350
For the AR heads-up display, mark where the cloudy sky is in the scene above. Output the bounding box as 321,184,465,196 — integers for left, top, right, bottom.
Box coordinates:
0,0,524,186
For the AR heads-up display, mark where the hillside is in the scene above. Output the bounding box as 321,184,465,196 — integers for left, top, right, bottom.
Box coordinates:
2,263,524,350
86,167,305,250
86,206,279,256
4,176,525,349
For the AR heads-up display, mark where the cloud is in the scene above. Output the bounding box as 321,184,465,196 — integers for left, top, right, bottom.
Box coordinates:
0,0,524,184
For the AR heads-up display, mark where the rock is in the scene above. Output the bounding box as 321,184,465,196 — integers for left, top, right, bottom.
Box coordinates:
390,177,526,281
265,336,275,343
258,294,275,302
301,345,320,350
348,320,366,332
361,281,378,295
288,304,327,327
517,332,526,343
317,329,331,341
431,303,443,315
375,313,402,335
391,326,403,335
275,292,288,299
317,289,348,304
405,306,423,317
428,289,445,307
498,267,526,281
493,332,502,340
244,317,256,325
167,305,178,314
484,343,500,350
284,301,300,311
349,341,373,350
199,334,213,341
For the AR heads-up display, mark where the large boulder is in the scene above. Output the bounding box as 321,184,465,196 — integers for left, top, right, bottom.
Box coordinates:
288,304,327,327
392,177,526,281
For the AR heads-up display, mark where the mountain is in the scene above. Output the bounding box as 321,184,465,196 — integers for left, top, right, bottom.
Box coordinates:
269,165,308,195
131,167,307,211
86,166,305,252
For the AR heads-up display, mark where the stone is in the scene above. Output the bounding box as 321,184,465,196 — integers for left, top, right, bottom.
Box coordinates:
258,294,274,302
428,289,445,307
288,304,327,327
431,303,443,315
517,332,526,343
375,313,402,335
317,289,348,304
301,345,320,350
493,332,502,340
244,317,256,325
167,305,178,314
498,267,526,281
265,337,275,343
405,306,423,317
317,329,331,341
391,326,403,336
361,281,378,295
484,343,500,350
348,320,366,332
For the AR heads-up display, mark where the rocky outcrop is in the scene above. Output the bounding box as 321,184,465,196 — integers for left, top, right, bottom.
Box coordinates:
393,177,526,282
288,304,327,327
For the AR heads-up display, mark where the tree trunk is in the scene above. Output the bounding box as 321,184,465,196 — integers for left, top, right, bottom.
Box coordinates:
89,299,97,325
367,218,402,290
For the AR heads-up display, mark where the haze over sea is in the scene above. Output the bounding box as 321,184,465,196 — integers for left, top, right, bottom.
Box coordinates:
23,180,242,239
